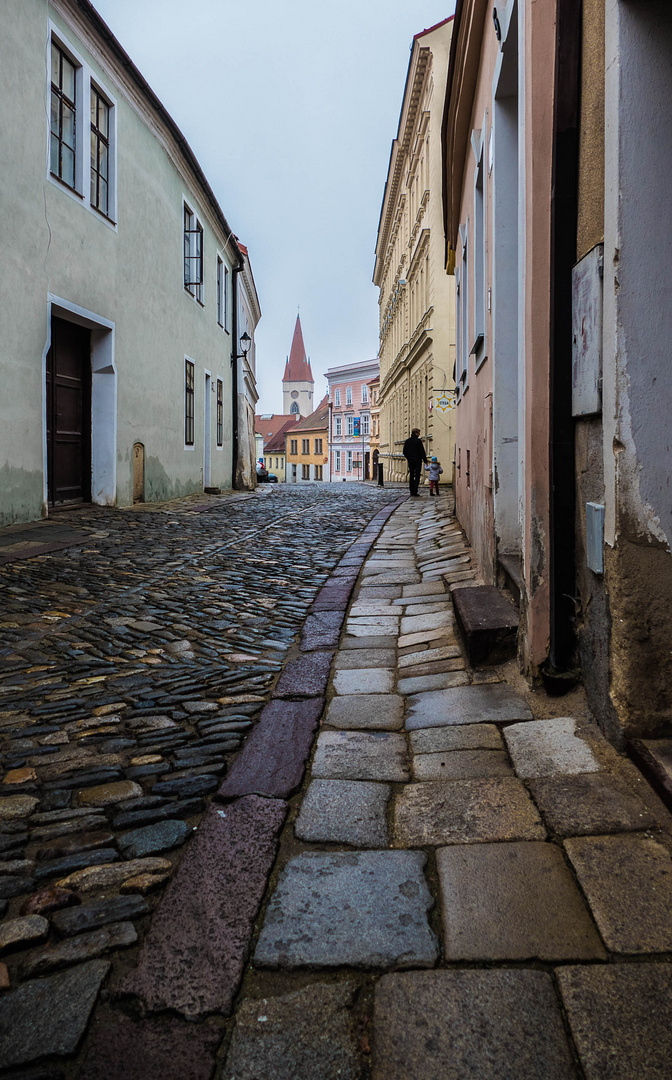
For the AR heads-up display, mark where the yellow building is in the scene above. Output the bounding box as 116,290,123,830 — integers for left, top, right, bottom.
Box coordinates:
373,17,456,483
285,398,329,483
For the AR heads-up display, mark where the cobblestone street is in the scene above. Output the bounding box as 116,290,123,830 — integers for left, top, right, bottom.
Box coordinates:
2,486,672,1079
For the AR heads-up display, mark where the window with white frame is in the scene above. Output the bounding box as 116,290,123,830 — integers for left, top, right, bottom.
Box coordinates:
49,29,117,223
334,416,342,437
347,415,354,437
346,386,352,405
50,40,77,190
361,414,370,436
346,450,353,472
184,203,204,303
216,379,223,446
90,84,111,216
185,359,195,446
334,389,341,406
216,257,224,327
473,146,486,362
361,384,369,403
334,450,341,472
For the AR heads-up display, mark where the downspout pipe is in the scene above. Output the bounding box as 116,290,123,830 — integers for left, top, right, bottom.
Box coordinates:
547,0,582,678
231,259,244,491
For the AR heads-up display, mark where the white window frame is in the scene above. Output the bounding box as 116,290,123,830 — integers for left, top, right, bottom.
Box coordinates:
347,415,354,437
47,23,118,230
184,355,196,451
334,388,341,406
183,199,204,305
346,450,353,472
216,256,224,327
346,386,352,405
361,413,370,436
335,416,342,437
361,384,369,403
334,450,341,472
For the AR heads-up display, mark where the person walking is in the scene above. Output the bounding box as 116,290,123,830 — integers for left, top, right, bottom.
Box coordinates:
425,456,443,496
402,428,427,496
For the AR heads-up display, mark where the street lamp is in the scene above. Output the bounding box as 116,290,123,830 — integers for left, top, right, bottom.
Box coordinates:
236,331,251,360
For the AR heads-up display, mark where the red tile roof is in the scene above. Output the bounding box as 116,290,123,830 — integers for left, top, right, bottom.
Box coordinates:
289,396,329,433
265,417,299,452
282,315,314,384
255,414,300,443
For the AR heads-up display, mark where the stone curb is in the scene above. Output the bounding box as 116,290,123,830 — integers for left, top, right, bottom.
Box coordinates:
120,796,287,1019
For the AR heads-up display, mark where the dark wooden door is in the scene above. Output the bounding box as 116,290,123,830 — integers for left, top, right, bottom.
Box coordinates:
46,317,91,506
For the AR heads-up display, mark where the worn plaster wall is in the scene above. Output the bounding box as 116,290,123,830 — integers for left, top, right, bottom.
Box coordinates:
577,0,605,260
601,0,672,738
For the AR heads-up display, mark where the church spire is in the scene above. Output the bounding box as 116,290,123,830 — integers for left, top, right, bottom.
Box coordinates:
282,314,314,383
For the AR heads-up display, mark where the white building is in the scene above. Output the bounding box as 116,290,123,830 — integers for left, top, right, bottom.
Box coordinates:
0,0,259,526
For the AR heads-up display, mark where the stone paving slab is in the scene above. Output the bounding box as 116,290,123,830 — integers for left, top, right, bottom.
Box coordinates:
409,723,504,754
333,669,395,695
401,582,446,597
334,649,396,669
361,570,421,585
557,963,672,1080
295,779,390,847
437,841,605,961
340,634,399,650
398,659,466,681
397,643,461,666
300,611,346,651
271,651,334,699
412,749,513,781
217,698,323,800
394,778,545,846
312,731,409,781
398,671,469,695
398,627,458,649
223,982,361,1080
406,684,532,730
400,611,454,636
504,717,602,778
564,833,672,953
372,969,576,1080
324,694,404,731
122,797,287,1017
254,851,437,969
0,959,109,1069
79,1014,221,1080
528,773,656,836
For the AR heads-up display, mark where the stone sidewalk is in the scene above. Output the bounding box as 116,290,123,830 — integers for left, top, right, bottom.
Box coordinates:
4,490,672,1078
218,493,672,1080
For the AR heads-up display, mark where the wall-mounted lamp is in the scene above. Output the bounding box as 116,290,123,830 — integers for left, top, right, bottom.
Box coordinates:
236,331,251,360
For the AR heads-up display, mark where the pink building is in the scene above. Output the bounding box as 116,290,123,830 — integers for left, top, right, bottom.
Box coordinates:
326,360,379,482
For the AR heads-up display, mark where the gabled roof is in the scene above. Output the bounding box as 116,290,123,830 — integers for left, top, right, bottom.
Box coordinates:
288,396,329,434
265,417,299,453
255,414,300,443
282,315,314,384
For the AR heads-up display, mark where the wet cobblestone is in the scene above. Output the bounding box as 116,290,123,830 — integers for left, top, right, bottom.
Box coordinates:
0,485,395,1039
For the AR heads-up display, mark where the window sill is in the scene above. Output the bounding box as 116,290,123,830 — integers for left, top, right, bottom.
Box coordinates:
475,352,488,374
90,203,116,226
50,172,84,198
470,333,484,356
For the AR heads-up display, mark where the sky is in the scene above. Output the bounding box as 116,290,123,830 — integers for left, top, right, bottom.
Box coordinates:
93,0,456,414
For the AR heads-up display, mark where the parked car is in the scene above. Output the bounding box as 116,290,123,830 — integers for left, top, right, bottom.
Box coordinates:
257,464,280,482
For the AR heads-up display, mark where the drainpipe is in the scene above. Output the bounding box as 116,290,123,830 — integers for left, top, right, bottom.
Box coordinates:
231,259,244,491
547,0,582,679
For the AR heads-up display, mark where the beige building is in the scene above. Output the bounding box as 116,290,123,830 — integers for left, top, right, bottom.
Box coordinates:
373,17,456,484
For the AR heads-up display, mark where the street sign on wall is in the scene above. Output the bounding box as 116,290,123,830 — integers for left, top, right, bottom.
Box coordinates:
435,392,456,412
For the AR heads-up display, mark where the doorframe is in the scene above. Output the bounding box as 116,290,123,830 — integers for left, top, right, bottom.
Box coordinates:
44,296,117,514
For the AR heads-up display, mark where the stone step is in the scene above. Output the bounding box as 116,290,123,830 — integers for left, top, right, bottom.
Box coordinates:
452,584,519,666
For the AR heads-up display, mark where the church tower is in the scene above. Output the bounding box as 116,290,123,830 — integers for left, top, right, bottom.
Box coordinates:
282,315,314,417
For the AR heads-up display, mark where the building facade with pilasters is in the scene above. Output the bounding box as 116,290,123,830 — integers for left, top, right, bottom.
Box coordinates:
374,17,456,486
